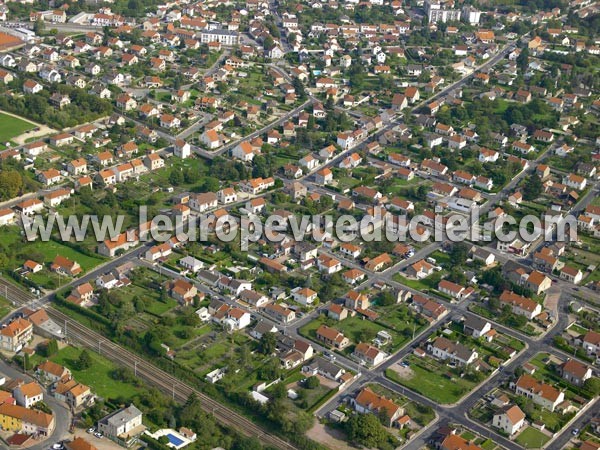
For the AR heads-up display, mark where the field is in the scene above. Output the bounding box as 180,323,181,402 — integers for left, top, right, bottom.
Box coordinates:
25,241,102,271
514,427,551,448
385,355,476,404
0,112,35,144
299,314,407,354
41,346,142,400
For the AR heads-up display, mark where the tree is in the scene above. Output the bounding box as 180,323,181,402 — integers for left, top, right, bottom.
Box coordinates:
259,332,277,355
46,339,59,356
584,377,600,395
33,18,45,35
346,413,388,448
169,169,184,185
77,350,93,370
517,47,530,72
522,174,543,201
449,242,469,266
377,291,396,306
0,169,23,200
305,376,320,389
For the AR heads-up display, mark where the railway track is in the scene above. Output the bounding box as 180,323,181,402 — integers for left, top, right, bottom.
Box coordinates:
0,277,296,450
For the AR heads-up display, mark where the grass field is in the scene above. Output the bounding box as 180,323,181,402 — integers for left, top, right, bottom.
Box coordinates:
385,355,475,404
0,113,35,143
515,427,551,448
25,240,104,272
46,346,142,400
0,296,13,319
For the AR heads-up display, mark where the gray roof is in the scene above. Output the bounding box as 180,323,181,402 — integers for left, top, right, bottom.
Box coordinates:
463,314,490,333
101,405,142,427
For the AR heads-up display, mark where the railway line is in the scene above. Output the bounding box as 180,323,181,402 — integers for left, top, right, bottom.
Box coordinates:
0,277,297,450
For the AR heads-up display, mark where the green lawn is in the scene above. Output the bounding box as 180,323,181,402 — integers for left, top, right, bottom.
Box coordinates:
25,240,104,272
385,355,475,404
0,112,35,142
0,296,13,319
515,427,551,448
47,346,142,400
393,271,444,292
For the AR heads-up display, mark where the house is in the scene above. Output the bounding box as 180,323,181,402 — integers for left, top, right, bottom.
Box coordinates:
352,387,403,427
315,168,333,185
67,159,87,176
0,318,33,352
232,141,258,161
353,343,386,366
438,280,473,300
169,279,197,305
174,139,191,159
316,325,349,349
37,168,62,185
15,199,44,216
514,374,564,412
264,303,295,323
499,291,541,319
582,331,600,356
65,438,97,450
51,256,82,276
44,188,73,208
317,254,342,274
345,290,370,310
328,304,349,321
292,287,318,306
13,382,43,408
0,209,15,226
223,308,251,330
144,153,164,171
558,359,592,386
36,360,70,384
67,283,94,305
239,290,269,308
463,315,492,339
0,403,55,436
493,404,525,435
97,405,144,444
428,336,478,365
365,253,392,272
302,357,345,381
406,260,434,279
23,79,43,94
189,192,218,212
160,114,180,129
559,266,583,284
563,173,587,190
240,177,275,195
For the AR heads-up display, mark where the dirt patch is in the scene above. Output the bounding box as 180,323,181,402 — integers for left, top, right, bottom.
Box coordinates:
308,422,356,450
390,362,414,380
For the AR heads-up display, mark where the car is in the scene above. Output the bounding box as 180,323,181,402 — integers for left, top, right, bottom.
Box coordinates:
571,428,579,436
52,444,63,450
323,352,336,361
94,432,103,439
87,428,95,434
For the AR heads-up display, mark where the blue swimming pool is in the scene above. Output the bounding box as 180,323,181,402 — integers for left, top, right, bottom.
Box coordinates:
167,434,184,446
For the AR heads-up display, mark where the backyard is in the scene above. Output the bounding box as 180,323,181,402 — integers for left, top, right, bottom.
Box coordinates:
385,354,476,404
514,427,551,448
33,345,143,401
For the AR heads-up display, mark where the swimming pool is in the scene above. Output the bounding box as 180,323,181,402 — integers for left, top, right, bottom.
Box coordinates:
167,434,184,446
